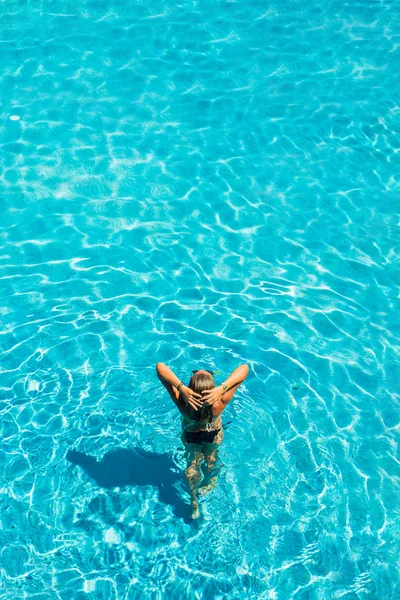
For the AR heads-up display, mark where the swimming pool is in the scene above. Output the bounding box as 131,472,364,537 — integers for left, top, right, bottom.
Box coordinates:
1,0,399,598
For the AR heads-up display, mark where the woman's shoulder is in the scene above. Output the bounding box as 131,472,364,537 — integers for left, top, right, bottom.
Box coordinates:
212,402,225,416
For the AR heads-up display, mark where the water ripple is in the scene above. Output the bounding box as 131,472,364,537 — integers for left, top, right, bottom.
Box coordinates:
0,0,399,598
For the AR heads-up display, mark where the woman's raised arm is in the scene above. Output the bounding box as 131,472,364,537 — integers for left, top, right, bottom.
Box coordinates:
202,364,249,406
156,363,203,410
156,362,183,389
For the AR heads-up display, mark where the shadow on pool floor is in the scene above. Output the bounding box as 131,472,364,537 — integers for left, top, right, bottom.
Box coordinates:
66,447,189,521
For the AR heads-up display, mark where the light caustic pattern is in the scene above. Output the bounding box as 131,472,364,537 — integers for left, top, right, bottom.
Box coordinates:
0,0,399,598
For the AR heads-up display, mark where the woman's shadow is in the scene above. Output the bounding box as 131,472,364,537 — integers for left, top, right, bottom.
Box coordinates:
66,447,189,521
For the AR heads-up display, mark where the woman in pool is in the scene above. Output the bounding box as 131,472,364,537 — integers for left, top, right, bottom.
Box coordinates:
156,362,249,519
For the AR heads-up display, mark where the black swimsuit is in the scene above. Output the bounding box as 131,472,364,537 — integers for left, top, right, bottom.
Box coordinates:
184,428,221,445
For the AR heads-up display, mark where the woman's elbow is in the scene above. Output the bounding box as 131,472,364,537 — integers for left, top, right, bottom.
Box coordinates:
241,364,249,377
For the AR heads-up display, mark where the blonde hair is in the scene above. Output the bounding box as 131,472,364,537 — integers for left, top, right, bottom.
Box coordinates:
186,371,215,422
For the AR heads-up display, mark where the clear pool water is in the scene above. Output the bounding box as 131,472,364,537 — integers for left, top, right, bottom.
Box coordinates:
1,0,399,598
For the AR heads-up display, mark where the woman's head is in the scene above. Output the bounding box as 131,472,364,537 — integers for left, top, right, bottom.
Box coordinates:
187,370,215,422
188,370,215,396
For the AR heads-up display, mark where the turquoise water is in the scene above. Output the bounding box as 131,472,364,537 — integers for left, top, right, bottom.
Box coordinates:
1,0,399,597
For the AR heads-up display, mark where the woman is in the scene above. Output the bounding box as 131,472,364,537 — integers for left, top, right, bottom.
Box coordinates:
156,362,249,519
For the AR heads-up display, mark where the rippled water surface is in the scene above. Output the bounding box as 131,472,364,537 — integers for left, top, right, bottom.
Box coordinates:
1,0,399,598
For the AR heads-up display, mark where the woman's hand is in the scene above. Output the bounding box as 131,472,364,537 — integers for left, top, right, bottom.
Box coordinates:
180,385,203,411
201,385,224,406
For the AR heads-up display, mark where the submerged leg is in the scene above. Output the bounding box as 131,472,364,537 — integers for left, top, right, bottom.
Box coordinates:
185,448,204,519
198,446,221,497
